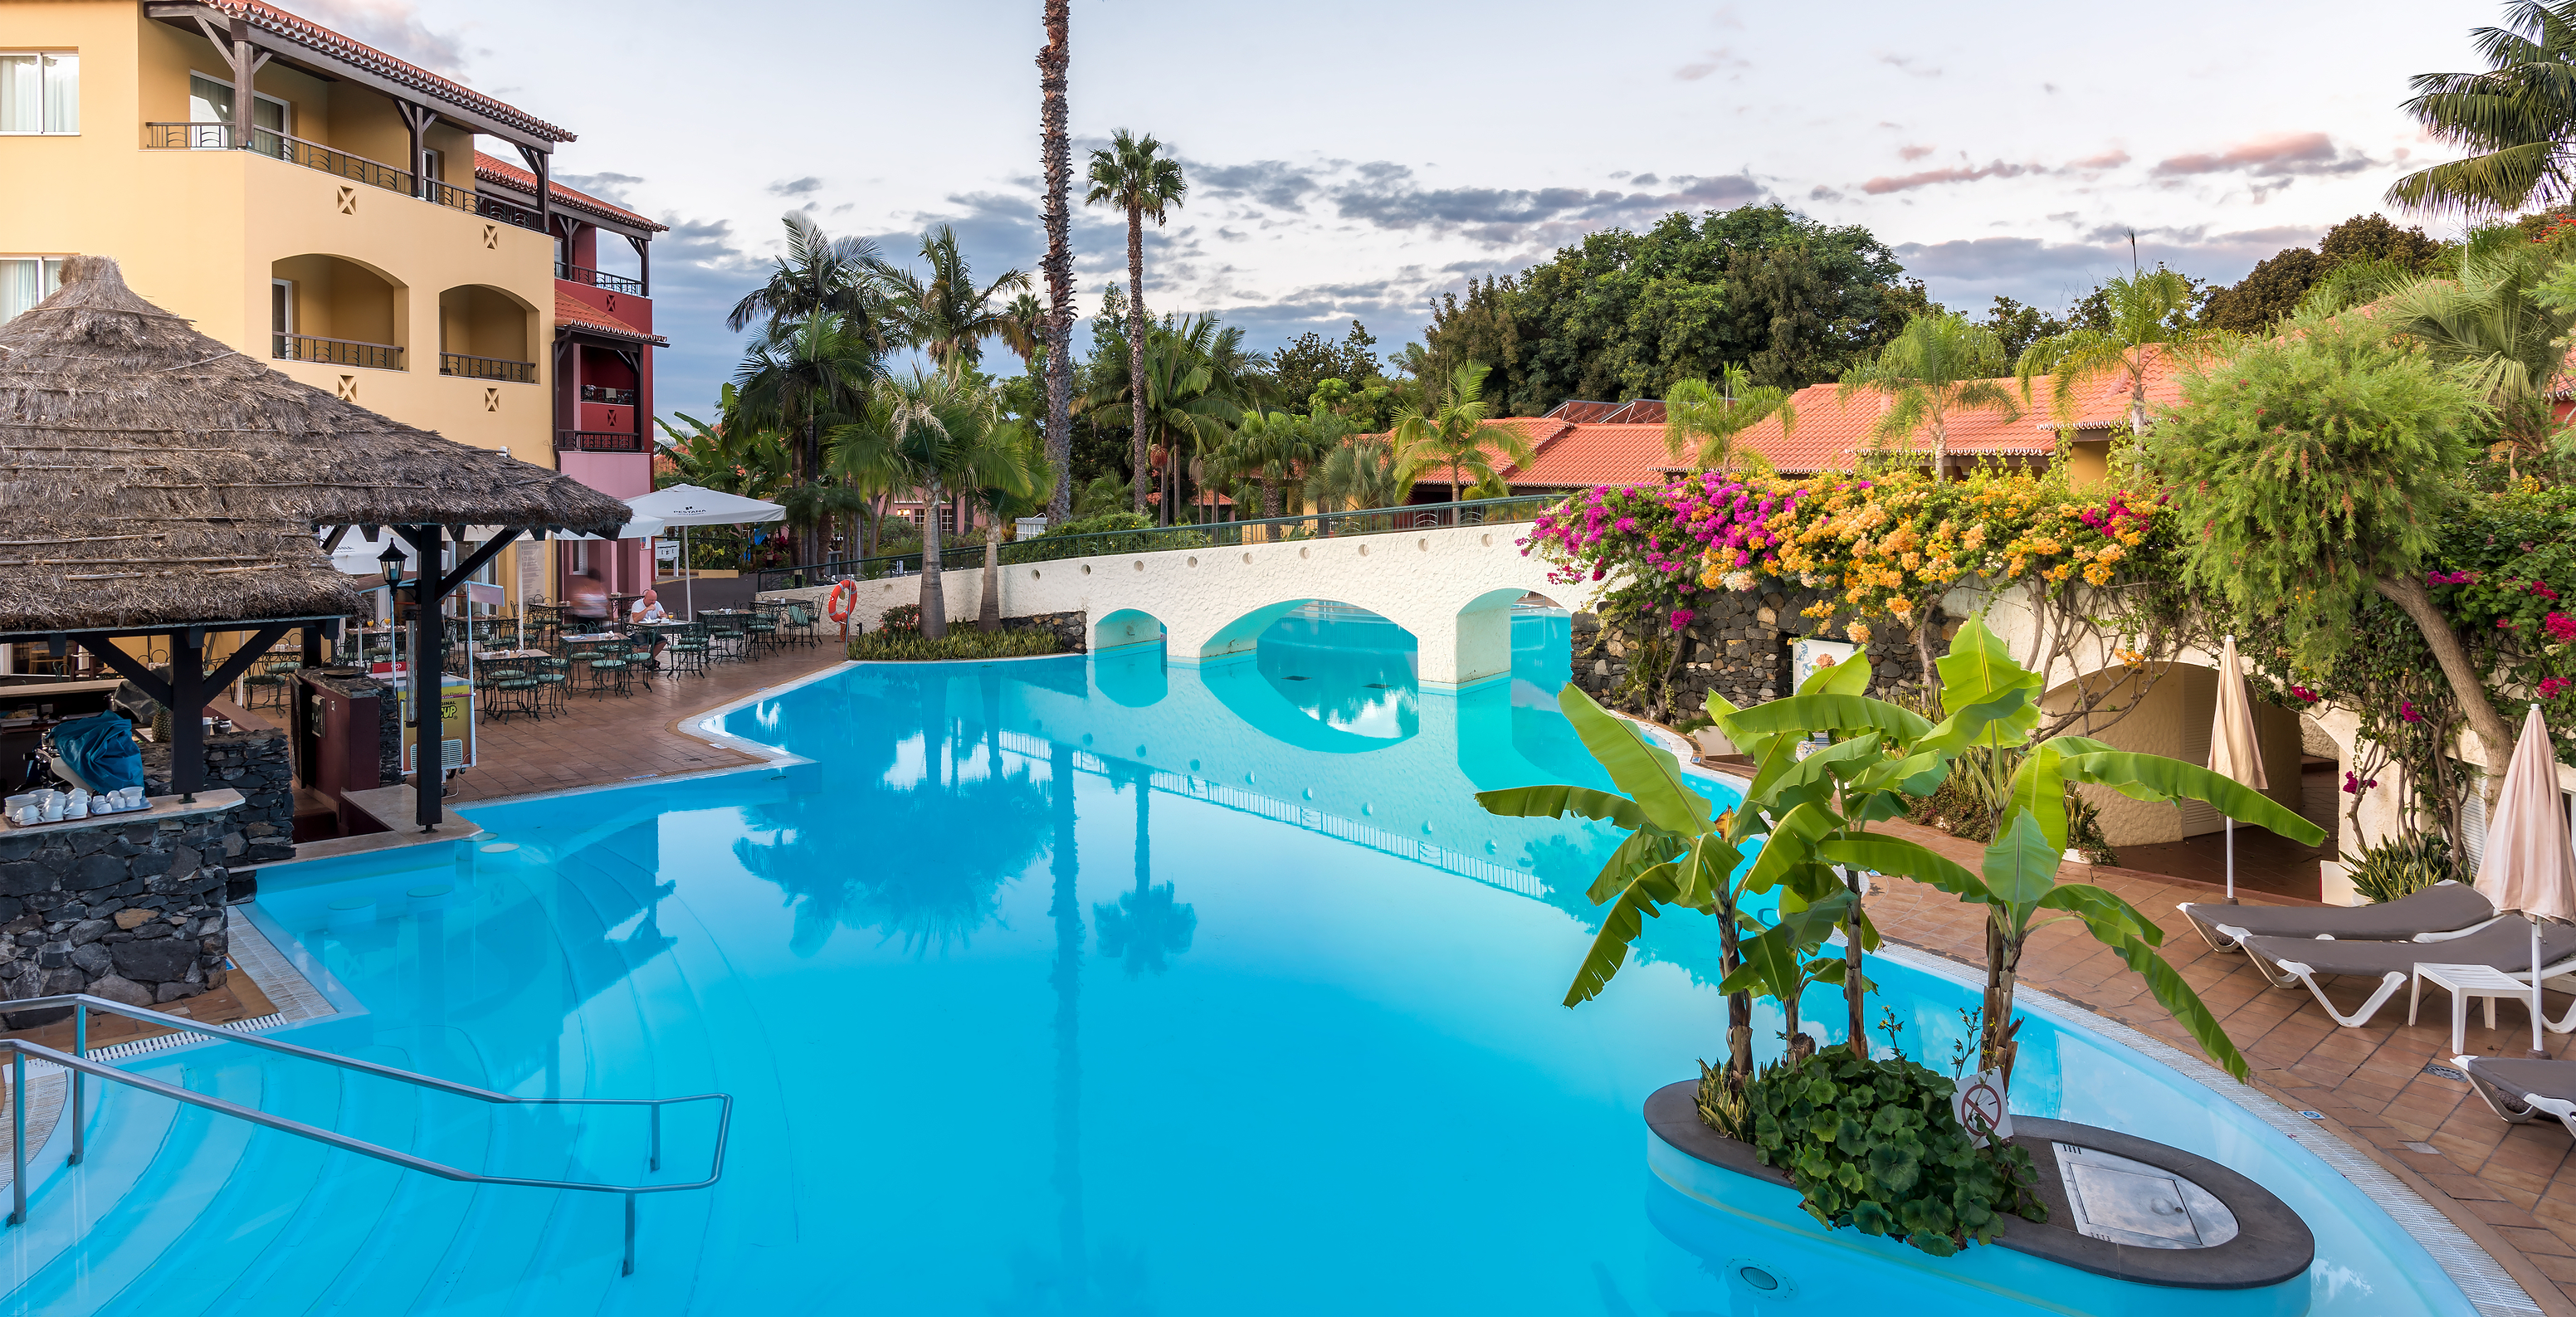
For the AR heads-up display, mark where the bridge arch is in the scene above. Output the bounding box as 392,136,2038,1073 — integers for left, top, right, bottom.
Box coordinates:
1093,607,1166,652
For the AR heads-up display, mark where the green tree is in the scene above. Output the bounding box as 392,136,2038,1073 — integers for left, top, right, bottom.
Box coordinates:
1220,409,1341,518
1975,295,2071,363
2203,215,2449,332
1661,364,1791,473
882,225,1033,375
2015,265,2221,438
1086,129,1188,517
1304,436,1417,513
966,420,1053,632
1837,312,2017,479
2377,225,2576,466
1388,363,1536,501
1037,0,1076,524
1269,320,1382,411
830,371,1028,640
2145,310,2519,802
733,311,882,567
724,212,890,334
1419,276,1523,408
2389,2,2576,215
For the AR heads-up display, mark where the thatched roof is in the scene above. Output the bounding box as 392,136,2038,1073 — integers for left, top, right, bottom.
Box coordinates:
0,257,632,634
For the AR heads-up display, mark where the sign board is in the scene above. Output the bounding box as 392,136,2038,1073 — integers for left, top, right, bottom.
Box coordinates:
1953,1069,2015,1147
397,676,476,775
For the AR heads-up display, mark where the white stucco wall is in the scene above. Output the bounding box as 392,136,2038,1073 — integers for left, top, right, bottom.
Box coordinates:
764,523,1569,685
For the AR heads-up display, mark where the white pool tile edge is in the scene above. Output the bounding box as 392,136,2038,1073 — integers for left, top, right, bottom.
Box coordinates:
1876,940,2540,1317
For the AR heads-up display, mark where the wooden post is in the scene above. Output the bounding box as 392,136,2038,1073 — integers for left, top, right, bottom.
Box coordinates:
170,628,205,802
409,524,445,832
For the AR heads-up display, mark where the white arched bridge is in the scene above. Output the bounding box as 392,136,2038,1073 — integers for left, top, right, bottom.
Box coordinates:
766,519,1567,686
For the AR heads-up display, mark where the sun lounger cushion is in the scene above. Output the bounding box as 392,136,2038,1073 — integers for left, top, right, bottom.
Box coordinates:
2181,881,2492,946
2461,1056,2576,1123
2247,917,2576,978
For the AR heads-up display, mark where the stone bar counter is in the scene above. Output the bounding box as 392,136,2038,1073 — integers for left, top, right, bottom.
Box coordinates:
0,790,243,1022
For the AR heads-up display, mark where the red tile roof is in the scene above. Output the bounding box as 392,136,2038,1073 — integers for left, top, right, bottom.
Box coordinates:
201,2,573,143
554,290,666,345
476,154,666,232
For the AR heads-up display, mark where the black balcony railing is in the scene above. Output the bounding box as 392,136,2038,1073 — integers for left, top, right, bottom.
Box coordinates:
580,384,638,406
441,352,537,383
559,264,646,296
752,494,1561,591
559,430,645,452
276,333,402,371
478,195,545,233
148,123,479,213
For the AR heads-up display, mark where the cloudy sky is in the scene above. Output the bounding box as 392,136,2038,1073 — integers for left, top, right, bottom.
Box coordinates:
304,0,2496,416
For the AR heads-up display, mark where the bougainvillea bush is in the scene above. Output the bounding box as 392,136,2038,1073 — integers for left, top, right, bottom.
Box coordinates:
1520,466,2179,646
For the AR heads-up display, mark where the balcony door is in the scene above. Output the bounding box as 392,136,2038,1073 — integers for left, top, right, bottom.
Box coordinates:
187,73,286,149
270,278,294,355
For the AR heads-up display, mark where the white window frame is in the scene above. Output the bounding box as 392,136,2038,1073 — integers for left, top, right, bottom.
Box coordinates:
0,256,66,324
0,52,79,135
185,71,289,146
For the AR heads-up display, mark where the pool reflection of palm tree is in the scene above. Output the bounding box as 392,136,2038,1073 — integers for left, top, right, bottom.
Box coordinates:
734,693,1050,956
1094,765,1194,977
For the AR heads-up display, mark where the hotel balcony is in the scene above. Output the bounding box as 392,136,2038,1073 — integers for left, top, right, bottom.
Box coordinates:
558,430,646,453
143,123,547,232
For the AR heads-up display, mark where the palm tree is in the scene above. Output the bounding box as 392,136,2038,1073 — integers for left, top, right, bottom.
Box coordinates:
2378,225,2576,467
997,290,1048,378
2015,265,2219,442
1039,0,1076,527
1388,363,1535,503
1662,365,1793,474
726,212,890,334
1221,410,1339,518
968,421,1054,631
733,311,881,567
2389,2,2576,215
1305,437,1418,516
831,372,1028,639
1079,317,1241,524
1086,130,1188,517
1837,312,2017,480
882,225,1033,376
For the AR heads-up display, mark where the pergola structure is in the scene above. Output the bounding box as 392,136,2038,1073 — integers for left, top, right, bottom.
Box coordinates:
0,256,629,826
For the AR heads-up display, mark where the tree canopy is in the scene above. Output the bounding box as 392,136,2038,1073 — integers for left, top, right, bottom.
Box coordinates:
2201,215,2448,332
1418,205,1931,414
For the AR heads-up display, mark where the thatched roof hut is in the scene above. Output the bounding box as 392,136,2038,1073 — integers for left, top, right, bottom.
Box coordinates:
0,256,631,635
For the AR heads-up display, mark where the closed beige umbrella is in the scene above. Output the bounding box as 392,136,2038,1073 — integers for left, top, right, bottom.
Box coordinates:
2473,704,2576,1056
2209,634,2269,903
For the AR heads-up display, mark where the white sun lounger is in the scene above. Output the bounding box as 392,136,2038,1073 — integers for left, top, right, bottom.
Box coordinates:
2459,1056,2576,1126
2177,880,2496,954
2247,918,2576,1029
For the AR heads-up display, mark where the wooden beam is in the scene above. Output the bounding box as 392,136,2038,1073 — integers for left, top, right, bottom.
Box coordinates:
75,641,169,710
438,529,523,599
203,623,294,695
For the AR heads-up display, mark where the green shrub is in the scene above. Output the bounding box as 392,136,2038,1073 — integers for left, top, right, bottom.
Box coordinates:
2349,830,2463,904
848,629,1064,661
878,603,923,634
1745,1051,2046,1256
1012,513,1211,563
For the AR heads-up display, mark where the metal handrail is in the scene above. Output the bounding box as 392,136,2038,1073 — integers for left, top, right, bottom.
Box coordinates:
276,332,403,372
0,993,729,1276
441,351,539,383
559,264,646,296
751,492,1562,590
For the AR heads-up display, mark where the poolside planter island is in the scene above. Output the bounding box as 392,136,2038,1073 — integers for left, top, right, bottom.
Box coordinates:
1643,1080,2317,1316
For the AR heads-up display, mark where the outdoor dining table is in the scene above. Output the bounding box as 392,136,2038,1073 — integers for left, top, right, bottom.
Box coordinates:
560,633,620,643
472,649,550,661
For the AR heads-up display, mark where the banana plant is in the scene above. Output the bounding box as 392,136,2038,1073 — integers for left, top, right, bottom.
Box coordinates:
1732,616,2326,1085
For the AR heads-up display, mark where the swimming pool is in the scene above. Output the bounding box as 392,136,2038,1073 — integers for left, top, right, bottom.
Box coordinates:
0,609,2480,1314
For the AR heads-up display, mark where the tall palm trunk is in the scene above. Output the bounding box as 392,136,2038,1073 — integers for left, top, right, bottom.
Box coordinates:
1930,407,1949,482
978,517,1003,632
1125,208,1150,520
1040,0,1075,526
920,479,949,640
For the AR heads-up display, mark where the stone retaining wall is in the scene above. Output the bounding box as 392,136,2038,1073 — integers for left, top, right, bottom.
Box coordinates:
1570,588,1946,719
143,730,292,870
1001,611,1087,653
0,800,237,1020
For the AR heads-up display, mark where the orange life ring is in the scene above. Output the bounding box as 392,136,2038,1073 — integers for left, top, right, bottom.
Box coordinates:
825,577,860,624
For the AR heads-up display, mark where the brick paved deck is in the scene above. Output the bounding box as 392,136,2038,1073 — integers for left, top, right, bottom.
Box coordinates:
442,643,844,805
1866,816,2576,1314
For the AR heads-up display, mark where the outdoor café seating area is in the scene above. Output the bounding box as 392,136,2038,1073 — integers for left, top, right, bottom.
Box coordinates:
442,598,823,724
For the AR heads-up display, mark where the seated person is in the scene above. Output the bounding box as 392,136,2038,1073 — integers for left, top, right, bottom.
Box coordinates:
627,589,672,667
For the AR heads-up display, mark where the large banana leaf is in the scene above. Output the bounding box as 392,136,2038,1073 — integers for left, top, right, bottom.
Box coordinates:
1739,801,1838,894
2037,882,2165,949
1557,685,1712,836
1817,836,1985,899
1724,694,1933,743
1674,832,1745,910
1585,827,1686,905
1764,732,1886,814
1719,889,1857,998
2004,743,2071,852
2057,750,2325,846
1564,861,1683,1007
1474,783,1647,832
2107,933,2248,1080
1983,811,2061,912
1708,690,1784,767
1738,730,1810,816
1800,648,1875,696
1910,684,2037,758
1936,615,2042,747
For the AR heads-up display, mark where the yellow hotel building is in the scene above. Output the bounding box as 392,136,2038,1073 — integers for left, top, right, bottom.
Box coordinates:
0,0,666,639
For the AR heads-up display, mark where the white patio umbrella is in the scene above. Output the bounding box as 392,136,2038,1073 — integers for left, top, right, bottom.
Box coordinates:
2208,633,2269,904
2473,704,2576,1056
621,484,787,618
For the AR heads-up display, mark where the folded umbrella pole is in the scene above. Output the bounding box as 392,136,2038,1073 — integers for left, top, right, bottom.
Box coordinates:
2476,704,2576,1056
2209,635,2269,905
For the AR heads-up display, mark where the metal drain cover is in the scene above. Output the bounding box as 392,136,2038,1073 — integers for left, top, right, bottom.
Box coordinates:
2055,1143,2238,1250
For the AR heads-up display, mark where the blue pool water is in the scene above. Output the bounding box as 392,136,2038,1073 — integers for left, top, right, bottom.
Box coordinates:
0,608,2476,1314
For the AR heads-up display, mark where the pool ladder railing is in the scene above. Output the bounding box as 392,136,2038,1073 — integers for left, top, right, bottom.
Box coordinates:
0,992,731,1276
